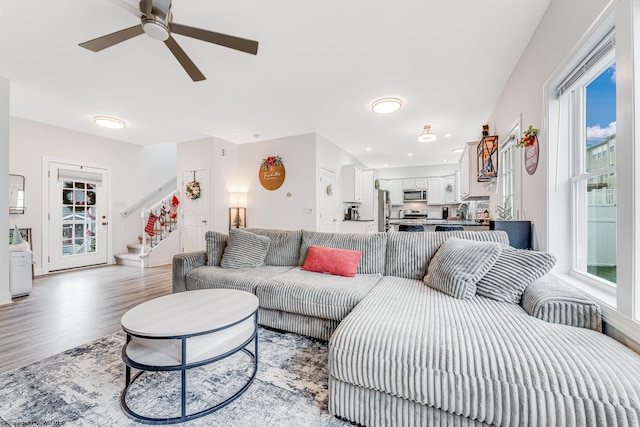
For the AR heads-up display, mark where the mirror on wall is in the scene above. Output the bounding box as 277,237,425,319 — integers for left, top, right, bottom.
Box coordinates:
9,174,25,214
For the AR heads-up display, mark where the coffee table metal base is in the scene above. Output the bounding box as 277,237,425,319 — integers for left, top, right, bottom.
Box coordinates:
120,318,258,425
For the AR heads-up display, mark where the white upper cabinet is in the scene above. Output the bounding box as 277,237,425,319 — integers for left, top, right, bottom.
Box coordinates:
389,180,404,205
342,164,363,203
402,178,427,189
427,177,444,205
459,141,490,200
443,174,457,204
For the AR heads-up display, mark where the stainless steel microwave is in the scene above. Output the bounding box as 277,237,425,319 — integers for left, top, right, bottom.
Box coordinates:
403,189,427,202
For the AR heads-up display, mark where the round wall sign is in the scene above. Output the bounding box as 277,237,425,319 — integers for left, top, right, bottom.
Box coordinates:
524,137,539,175
259,156,286,190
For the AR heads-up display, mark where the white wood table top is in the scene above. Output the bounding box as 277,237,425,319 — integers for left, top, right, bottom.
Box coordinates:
121,289,259,338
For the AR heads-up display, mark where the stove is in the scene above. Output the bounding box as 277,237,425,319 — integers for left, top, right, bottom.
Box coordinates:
402,209,428,220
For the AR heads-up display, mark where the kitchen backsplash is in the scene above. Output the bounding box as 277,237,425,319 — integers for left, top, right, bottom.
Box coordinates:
390,200,490,220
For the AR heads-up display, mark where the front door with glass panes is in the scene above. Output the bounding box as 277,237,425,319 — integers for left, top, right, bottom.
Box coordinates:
48,162,109,271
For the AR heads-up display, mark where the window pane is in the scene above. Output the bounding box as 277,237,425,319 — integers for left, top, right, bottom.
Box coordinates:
586,63,616,172
586,174,616,283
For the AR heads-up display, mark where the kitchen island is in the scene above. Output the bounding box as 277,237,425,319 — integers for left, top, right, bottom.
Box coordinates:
388,219,489,231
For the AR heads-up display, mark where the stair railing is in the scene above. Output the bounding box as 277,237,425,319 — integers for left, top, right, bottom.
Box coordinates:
120,177,177,217
140,190,180,258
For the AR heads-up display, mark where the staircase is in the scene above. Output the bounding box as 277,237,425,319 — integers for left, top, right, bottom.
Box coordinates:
114,187,181,268
114,237,145,267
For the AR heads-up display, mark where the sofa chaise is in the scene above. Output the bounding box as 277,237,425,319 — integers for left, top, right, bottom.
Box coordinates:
172,227,640,426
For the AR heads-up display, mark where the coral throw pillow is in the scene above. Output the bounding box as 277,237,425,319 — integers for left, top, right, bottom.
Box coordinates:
302,245,362,277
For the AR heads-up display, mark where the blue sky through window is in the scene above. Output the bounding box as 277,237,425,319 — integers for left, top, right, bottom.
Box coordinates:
586,63,616,147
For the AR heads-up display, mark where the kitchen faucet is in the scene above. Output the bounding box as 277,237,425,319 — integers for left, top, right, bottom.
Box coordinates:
457,203,470,219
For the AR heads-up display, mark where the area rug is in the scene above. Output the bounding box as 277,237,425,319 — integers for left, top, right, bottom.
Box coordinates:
0,328,352,426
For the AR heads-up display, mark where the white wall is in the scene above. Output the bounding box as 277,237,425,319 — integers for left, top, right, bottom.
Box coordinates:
486,0,609,250
238,134,317,230
9,118,176,273
0,77,10,305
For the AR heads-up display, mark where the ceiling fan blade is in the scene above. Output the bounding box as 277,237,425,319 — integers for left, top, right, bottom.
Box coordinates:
79,25,144,52
171,23,259,55
164,36,206,81
108,0,144,18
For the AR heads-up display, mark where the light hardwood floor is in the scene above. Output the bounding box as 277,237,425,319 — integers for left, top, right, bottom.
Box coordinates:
0,264,173,374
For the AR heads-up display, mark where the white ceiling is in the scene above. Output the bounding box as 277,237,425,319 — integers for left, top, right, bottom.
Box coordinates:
0,0,550,169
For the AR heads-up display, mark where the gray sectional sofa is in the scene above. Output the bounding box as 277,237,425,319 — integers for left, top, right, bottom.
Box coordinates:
172,227,640,427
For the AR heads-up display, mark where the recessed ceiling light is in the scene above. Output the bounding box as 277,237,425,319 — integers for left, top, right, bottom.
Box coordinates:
366,147,372,151
407,153,413,157
93,116,126,129
371,97,402,114
384,164,388,167
445,133,452,138
451,147,464,153
418,124,437,142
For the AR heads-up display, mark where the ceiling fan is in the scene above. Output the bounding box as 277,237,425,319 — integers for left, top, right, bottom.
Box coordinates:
79,0,259,81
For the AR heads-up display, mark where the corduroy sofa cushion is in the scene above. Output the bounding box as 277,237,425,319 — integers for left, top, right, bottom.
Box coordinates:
476,245,557,304
245,228,303,266
299,230,387,275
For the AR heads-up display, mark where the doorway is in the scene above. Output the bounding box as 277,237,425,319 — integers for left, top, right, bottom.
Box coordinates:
318,168,336,232
181,169,209,252
47,161,110,271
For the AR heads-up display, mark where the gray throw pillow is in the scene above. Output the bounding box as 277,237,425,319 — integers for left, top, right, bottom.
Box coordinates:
476,245,557,304
205,231,229,266
424,237,502,300
220,229,271,269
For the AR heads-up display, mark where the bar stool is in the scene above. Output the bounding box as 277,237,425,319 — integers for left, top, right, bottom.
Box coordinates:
398,224,425,232
435,225,464,231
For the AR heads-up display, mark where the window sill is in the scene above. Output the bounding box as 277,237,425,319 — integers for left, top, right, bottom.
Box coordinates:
551,271,616,310
550,272,640,349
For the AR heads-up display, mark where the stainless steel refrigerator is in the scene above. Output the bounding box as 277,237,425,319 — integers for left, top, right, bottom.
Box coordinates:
377,190,391,231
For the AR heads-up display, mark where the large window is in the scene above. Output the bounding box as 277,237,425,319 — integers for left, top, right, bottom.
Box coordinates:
558,32,617,286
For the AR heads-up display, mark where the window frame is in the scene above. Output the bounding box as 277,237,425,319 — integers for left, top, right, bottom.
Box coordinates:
563,52,617,287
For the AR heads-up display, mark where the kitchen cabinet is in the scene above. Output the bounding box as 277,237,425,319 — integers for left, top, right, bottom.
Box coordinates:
427,177,444,205
358,170,376,220
389,180,404,206
459,141,490,200
340,221,376,234
443,174,457,204
378,179,389,191
342,164,363,203
402,178,427,189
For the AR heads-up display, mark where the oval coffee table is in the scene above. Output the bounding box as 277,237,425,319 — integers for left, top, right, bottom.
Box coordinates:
120,289,259,424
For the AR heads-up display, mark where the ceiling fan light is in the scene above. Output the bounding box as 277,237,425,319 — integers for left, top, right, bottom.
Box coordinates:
418,124,437,142
93,116,126,129
142,18,170,41
371,97,402,114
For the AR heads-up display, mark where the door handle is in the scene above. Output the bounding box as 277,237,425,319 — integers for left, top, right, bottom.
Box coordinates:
102,222,108,226
201,219,208,224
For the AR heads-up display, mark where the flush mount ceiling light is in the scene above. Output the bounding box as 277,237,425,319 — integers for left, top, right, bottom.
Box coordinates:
93,116,126,129
371,97,402,114
418,124,437,142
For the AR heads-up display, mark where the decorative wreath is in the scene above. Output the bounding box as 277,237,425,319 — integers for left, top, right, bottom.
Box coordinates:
186,181,200,199
445,183,453,193
326,184,333,196
186,171,201,200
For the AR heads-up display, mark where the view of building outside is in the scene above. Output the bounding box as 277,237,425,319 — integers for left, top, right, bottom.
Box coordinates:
585,63,616,283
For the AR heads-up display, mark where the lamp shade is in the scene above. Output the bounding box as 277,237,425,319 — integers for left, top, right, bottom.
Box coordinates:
229,192,247,208
418,124,437,142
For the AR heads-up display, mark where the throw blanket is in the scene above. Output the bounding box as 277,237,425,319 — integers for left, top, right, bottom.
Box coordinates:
329,276,640,427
